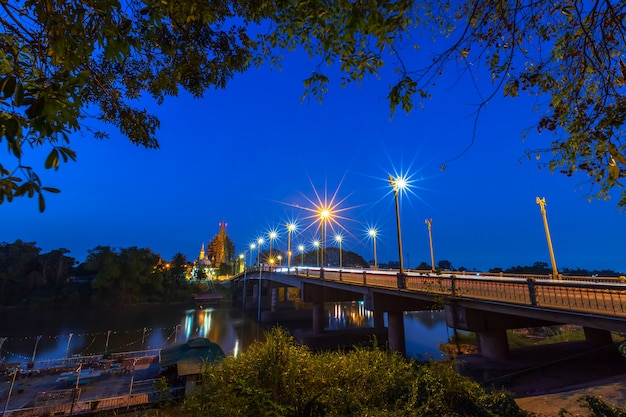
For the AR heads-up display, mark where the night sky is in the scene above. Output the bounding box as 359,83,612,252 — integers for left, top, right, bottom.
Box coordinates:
4,50,625,273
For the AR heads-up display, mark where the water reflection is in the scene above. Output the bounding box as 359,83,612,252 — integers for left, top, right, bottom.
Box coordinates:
327,301,375,330
0,303,451,366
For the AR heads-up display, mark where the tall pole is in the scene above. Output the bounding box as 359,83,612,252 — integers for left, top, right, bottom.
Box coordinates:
425,219,435,272
298,244,305,267
287,223,296,271
368,228,378,270
536,197,560,279
2,367,18,417
335,235,343,268
320,213,328,277
31,335,42,365
257,238,264,322
243,246,253,309
389,174,406,289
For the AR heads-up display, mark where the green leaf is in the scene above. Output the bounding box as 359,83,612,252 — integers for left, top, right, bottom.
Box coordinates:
45,149,60,170
1,76,16,98
38,192,45,212
42,187,60,193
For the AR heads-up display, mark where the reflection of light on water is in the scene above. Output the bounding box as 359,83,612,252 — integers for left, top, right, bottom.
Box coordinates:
233,339,240,358
327,301,374,330
199,309,212,338
184,309,197,340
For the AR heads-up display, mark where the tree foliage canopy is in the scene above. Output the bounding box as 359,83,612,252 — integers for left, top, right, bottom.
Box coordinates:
264,0,626,205
2,0,625,208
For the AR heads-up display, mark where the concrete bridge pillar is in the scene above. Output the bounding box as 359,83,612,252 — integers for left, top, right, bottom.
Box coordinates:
387,311,406,355
312,303,325,333
477,329,509,360
583,327,613,345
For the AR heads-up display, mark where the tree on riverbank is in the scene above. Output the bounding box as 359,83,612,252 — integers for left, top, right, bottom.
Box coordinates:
0,240,196,307
0,240,76,305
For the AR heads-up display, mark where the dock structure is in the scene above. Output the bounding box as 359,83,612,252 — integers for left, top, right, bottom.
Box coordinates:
1,354,181,417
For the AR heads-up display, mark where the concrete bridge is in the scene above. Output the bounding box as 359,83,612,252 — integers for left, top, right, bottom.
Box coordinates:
234,267,626,360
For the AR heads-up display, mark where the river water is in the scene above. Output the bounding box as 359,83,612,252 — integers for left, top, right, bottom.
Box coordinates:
0,302,451,366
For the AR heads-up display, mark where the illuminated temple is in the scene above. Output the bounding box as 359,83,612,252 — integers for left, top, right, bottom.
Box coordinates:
189,221,235,279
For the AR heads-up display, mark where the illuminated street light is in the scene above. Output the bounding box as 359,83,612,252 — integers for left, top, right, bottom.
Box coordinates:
368,228,378,270
389,173,407,289
536,197,560,279
298,244,305,267
425,219,435,272
256,237,264,322
319,208,331,275
313,239,320,267
277,255,282,266
267,230,278,271
286,222,297,271
334,234,343,268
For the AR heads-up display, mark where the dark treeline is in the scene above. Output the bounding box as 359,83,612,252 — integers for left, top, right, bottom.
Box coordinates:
0,240,196,307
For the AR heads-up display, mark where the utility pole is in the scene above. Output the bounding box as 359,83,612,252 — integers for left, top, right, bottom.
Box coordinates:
425,219,435,272
536,197,560,279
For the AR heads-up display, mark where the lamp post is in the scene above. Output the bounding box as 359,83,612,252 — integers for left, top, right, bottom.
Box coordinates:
368,228,378,270
277,255,282,267
319,209,330,276
334,234,343,268
298,244,305,267
242,243,255,309
389,174,407,289
425,219,435,272
239,253,247,308
536,197,560,279
286,223,296,271
268,230,277,270
257,237,264,321
313,239,320,267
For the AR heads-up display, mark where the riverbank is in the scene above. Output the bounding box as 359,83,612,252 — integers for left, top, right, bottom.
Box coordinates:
515,372,626,416
454,341,626,416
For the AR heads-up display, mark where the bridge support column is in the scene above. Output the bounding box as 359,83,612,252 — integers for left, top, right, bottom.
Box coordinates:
583,327,613,345
387,311,405,355
312,303,325,333
477,329,509,360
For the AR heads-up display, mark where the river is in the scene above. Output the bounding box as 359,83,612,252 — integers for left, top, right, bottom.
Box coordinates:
0,301,451,367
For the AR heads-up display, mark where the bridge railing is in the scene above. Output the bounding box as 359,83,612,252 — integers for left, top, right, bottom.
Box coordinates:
285,267,626,319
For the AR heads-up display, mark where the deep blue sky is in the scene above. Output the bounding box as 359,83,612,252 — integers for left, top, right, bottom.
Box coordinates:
4,51,625,273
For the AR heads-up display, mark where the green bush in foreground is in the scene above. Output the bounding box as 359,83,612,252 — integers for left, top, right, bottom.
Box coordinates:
177,327,530,417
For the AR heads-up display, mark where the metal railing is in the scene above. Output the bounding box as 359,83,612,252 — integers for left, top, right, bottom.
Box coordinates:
283,267,626,319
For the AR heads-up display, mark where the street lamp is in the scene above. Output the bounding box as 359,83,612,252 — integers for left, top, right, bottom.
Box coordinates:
319,208,330,275
268,230,278,268
242,244,255,309
334,234,343,268
389,173,407,289
425,219,435,272
286,222,296,271
368,228,378,270
277,255,282,266
298,244,305,267
313,239,320,267
536,197,560,279
256,237,264,322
